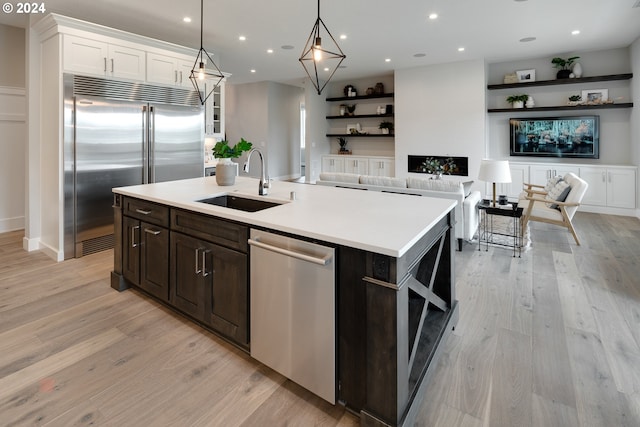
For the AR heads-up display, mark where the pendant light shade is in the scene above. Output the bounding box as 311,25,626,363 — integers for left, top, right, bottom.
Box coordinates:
190,0,225,104
299,0,346,95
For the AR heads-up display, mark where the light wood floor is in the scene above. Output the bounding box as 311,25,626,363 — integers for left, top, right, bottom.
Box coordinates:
1,212,639,426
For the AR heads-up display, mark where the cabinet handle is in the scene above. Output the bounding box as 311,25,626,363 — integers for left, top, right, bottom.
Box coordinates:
130,225,140,248
602,171,606,182
111,58,114,73
135,208,152,215
144,228,161,236
104,57,107,72
608,171,611,183
174,70,178,83
194,248,202,275
179,71,183,84
201,250,211,277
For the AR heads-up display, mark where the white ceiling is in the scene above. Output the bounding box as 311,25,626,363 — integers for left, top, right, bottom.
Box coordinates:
2,0,640,85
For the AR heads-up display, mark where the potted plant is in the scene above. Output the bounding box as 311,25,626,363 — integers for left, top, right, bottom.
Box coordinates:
337,137,349,153
568,94,582,106
419,157,457,179
506,94,529,109
551,56,580,79
212,137,253,186
379,120,394,134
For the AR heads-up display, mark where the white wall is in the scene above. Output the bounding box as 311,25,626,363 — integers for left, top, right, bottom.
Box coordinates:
487,48,633,165
226,81,303,180
0,23,26,233
630,37,640,216
394,60,487,187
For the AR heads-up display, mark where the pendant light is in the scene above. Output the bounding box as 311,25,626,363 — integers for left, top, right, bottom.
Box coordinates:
189,0,225,105
299,0,346,95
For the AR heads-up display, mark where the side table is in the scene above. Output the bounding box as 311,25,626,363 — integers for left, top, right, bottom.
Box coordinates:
478,201,523,257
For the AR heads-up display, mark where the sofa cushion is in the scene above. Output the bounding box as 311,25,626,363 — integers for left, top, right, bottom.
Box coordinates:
407,177,463,193
318,172,360,184
359,175,407,188
545,180,571,210
462,180,474,197
544,175,564,193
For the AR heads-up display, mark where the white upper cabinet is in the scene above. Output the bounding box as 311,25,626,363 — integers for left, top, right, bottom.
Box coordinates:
147,52,195,88
63,35,145,81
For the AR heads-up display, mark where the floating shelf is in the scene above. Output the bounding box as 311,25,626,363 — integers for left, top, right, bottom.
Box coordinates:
487,73,632,90
326,93,395,102
326,134,394,138
326,113,394,119
487,103,633,113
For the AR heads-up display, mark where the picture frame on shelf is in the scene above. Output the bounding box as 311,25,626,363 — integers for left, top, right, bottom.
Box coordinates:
581,88,609,104
516,69,536,82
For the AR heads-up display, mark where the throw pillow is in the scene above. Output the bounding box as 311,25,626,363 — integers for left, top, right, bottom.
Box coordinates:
545,180,571,210
544,176,564,193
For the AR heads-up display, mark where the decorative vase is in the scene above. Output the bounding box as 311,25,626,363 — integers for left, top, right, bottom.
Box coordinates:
512,101,524,109
572,62,583,78
215,158,238,186
525,96,535,108
556,69,571,79
381,128,390,134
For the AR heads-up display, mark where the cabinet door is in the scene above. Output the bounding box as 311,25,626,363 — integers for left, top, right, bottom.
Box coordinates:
147,52,179,85
177,59,195,88
139,221,169,300
344,157,368,175
63,35,108,76
321,156,344,173
206,245,248,346
108,44,145,81
529,165,556,186
579,167,607,206
501,163,528,199
368,158,395,177
170,232,209,320
123,216,141,285
204,82,224,136
606,168,636,209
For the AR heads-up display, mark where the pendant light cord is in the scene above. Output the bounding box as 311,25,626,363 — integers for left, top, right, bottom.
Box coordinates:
200,0,204,50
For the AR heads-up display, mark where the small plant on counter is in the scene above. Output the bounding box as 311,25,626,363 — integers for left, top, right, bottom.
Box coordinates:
506,94,529,104
338,137,349,152
568,94,582,102
212,138,253,158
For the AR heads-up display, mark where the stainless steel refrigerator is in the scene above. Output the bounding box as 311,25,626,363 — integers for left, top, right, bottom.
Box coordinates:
63,74,204,258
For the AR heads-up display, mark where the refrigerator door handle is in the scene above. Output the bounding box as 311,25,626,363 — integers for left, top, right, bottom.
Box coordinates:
149,106,155,183
142,105,149,184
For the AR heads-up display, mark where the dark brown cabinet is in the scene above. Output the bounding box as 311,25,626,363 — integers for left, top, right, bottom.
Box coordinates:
122,200,170,300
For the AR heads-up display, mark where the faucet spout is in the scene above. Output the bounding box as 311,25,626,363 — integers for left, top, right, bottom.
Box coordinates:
244,148,270,196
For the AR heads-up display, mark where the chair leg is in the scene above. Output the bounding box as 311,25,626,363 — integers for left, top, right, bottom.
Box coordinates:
560,207,581,245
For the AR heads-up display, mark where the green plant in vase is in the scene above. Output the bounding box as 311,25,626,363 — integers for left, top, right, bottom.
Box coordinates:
551,56,580,79
378,120,394,134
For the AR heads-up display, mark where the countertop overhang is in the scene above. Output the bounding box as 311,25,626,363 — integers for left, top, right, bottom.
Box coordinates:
113,176,456,257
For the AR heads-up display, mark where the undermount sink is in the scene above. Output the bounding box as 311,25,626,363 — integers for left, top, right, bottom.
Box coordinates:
196,194,283,212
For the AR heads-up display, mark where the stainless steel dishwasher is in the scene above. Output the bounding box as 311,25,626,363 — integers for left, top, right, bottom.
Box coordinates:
248,229,336,404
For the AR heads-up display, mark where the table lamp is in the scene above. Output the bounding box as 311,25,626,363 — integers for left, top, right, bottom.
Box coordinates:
478,159,511,207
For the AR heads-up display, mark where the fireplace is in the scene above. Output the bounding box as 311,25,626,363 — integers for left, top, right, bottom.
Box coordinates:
408,155,469,176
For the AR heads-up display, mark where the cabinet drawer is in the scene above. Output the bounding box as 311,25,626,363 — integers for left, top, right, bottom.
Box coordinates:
123,197,170,227
171,209,248,252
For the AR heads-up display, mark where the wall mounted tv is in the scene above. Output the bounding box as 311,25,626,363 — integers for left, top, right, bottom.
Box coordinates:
510,115,599,159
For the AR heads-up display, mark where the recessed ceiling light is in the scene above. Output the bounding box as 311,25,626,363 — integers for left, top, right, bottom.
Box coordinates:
340,34,347,40
250,69,256,73
414,53,426,58
281,45,294,50
267,49,274,54
324,67,330,71
428,13,438,20
239,36,246,41
183,17,191,23
519,37,536,42
458,47,465,52
571,30,580,35
385,58,391,62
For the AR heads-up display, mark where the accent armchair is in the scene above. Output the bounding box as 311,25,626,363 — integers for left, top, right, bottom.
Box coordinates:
519,172,589,245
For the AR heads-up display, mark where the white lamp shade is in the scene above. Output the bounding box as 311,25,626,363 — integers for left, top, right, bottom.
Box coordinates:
478,159,511,183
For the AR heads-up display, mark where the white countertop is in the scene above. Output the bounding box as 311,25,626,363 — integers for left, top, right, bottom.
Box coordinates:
113,176,456,257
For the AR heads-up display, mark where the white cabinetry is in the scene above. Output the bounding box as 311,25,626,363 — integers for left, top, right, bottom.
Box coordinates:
322,156,345,173
343,157,369,175
530,164,580,186
204,81,226,137
368,158,395,177
63,35,145,81
501,163,528,199
580,166,636,209
147,52,194,88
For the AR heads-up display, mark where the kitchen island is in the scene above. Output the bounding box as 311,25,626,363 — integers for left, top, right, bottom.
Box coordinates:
111,176,458,427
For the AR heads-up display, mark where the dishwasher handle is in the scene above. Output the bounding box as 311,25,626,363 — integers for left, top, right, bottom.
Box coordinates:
248,238,332,266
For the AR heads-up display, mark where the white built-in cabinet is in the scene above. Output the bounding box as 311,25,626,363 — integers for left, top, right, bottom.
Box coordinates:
146,52,195,88
63,35,145,81
322,155,395,177
204,82,225,137
503,162,637,214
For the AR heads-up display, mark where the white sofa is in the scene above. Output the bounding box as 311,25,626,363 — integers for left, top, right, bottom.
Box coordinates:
317,173,481,250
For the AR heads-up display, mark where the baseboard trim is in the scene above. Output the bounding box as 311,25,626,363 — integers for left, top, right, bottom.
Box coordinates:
0,216,24,233
580,205,637,217
38,240,64,262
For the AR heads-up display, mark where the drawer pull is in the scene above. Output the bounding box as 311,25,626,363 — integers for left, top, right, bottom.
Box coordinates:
135,208,152,215
131,225,140,248
144,228,161,236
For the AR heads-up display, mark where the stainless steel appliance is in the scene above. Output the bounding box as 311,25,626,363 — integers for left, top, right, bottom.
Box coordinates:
63,74,204,258
248,229,336,404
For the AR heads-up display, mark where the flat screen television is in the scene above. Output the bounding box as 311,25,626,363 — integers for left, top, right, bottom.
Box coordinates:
510,115,599,159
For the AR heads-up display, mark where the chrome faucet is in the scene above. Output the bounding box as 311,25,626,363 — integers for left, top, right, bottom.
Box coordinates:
244,148,270,195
